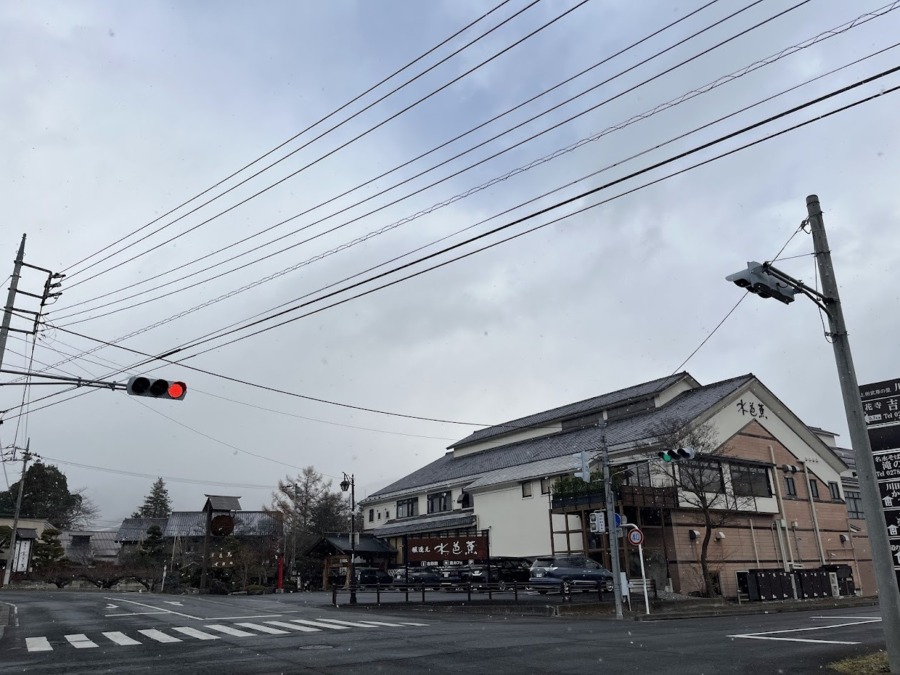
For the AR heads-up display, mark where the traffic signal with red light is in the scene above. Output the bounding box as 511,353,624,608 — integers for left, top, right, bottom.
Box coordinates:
126,375,187,401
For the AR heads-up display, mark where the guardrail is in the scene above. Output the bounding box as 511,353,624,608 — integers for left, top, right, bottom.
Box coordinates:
330,581,610,606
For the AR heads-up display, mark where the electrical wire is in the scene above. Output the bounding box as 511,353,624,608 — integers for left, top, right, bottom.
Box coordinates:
63,0,586,288
54,0,730,317
58,0,889,329
59,0,519,275
52,0,832,327
6,72,899,428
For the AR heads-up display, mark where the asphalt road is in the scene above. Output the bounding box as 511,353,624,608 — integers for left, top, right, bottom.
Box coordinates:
0,591,886,674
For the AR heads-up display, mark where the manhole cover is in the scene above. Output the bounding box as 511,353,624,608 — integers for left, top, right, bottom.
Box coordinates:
298,644,334,651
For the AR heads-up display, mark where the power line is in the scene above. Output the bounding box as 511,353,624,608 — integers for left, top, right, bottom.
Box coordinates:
8,45,896,420
51,0,823,327
59,0,518,275
54,0,728,317
63,0,585,288
60,0,879,329
7,71,898,427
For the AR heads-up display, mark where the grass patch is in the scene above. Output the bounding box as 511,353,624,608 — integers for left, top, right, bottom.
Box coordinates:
829,650,888,674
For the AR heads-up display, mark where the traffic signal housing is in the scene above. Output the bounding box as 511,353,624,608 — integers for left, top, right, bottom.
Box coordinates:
574,450,591,482
726,261,796,304
658,447,696,462
126,375,187,401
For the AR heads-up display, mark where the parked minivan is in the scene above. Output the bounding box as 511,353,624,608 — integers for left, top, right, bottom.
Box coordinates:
528,555,614,594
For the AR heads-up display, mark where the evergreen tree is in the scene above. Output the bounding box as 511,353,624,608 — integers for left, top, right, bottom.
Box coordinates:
132,478,172,518
32,528,65,569
0,463,92,529
138,525,166,564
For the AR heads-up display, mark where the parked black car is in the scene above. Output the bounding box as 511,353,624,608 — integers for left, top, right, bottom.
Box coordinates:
528,555,614,594
466,557,533,589
355,567,393,588
390,567,442,587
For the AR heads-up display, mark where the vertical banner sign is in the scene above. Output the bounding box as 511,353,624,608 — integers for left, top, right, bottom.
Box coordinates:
860,377,900,589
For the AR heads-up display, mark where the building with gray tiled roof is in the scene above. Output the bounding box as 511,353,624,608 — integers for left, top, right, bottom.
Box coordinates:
360,372,869,599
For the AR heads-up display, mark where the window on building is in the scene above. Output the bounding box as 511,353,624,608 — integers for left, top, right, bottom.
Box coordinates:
396,498,418,518
846,490,863,518
541,477,556,495
829,481,841,500
784,476,797,497
681,459,724,493
458,492,473,509
368,509,374,522
622,463,652,487
521,481,533,498
808,479,820,499
730,464,771,498
377,511,381,520
427,491,451,514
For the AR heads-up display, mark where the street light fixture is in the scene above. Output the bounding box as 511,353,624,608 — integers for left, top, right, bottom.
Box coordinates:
339,472,357,605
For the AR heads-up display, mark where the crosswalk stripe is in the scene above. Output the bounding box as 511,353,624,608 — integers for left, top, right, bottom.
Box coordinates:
291,619,350,630
25,637,53,652
400,622,430,626
102,631,142,646
171,626,219,641
233,622,289,635
264,620,321,633
356,621,406,627
65,634,98,649
204,624,256,637
314,618,378,628
138,629,182,644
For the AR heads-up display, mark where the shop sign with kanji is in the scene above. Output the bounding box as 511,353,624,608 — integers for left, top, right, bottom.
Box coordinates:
407,535,488,562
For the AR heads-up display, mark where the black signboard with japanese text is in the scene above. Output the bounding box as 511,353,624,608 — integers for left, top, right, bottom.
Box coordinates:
874,450,900,482
406,535,488,563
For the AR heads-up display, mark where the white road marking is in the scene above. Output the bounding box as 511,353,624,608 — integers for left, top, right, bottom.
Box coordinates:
399,622,429,626
732,635,860,645
105,611,168,617
356,621,407,627
291,619,350,630
204,624,256,637
163,601,184,606
106,597,201,620
104,603,118,610
171,626,219,641
313,618,378,628
65,634,98,649
25,637,52,652
201,614,285,621
138,628,183,643
234,622,289,635
730,618,882,644
810,615,881,620
265,621,321,633
102,631,142,646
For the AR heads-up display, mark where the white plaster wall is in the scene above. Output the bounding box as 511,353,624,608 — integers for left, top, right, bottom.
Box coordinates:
472,482,554,557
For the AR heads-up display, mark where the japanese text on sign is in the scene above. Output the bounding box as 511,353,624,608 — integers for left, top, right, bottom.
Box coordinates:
736,399,767,419
407,535,488,562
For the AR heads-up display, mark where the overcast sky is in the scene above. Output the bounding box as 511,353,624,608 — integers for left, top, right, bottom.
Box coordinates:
2,0,899,529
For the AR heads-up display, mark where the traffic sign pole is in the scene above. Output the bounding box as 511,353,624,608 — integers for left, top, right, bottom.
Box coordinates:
623,524,649,616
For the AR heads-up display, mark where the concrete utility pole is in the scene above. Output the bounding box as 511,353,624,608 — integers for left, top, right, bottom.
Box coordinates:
806,195,900,674
601,425,624,620
3,439,31,587
0,234,26,372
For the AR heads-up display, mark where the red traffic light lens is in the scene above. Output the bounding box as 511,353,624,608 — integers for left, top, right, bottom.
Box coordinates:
168,382,186,399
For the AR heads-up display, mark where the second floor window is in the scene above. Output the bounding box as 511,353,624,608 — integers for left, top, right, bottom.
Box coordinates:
730,464,771,498
427,491,451,514
847,490,863,518
368,509,374,522
521,481,533,498
808,479,820,500
784,476,797,497
829,481,841,500
396,498,418,519
541,477,556,495
681,460,724,493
